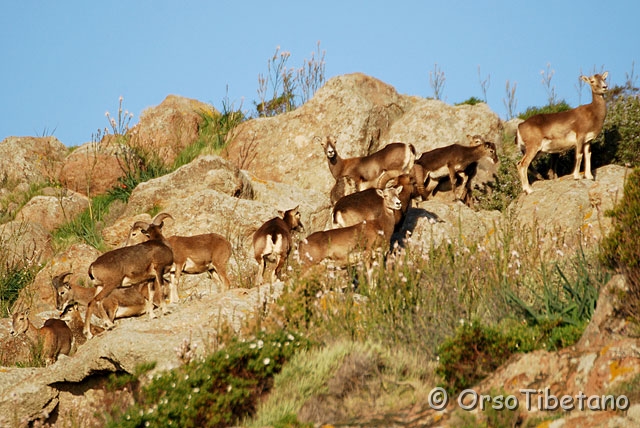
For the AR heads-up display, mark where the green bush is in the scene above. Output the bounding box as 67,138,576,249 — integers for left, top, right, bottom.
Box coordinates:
436,321,514,394
518,100,572,121
435,318,587,395
455,96,484,106
475,139,521,211
173,102,245,168
107,330,312,428
601,167,640,324
594,93,640,168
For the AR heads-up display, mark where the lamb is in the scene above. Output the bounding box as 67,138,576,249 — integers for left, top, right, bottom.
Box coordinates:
59,302,105,347
52,271,151,335
84,212,174,338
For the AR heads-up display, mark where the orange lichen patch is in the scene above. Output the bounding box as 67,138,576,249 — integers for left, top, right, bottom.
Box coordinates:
506,373,529,389
600,345,611,356
609,360,634,382
583,210,593,221
248,173,270,185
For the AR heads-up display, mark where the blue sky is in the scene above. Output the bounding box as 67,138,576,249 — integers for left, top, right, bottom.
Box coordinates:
1,1,638,147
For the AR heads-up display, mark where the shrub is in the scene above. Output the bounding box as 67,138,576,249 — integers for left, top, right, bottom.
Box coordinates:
435,316,588,395
601,167,640,325
173,98,246,168
594,93,640,168
518,100,572,121
475,134,521,211
106,330,312,428
436,321,514,394
455,96,484,106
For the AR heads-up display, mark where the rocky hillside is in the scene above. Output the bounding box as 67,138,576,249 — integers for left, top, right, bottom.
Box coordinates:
0,73,638,427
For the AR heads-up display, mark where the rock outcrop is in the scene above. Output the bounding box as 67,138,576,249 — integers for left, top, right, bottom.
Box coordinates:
128,94,218,166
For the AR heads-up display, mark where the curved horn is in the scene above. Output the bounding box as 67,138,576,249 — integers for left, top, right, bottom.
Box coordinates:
151,212,173,226
376,169,402,189
52,271,72,287
131,220,151,230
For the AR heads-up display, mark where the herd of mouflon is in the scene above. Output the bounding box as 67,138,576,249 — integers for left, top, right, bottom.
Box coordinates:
9,71,609,366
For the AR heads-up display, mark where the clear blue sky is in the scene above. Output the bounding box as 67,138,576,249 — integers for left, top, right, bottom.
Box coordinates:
1,1,638,147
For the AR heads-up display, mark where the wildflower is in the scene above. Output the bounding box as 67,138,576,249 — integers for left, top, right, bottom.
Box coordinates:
257,339,264,349
227,385,233,392
287,334,295,341
263,357,271,365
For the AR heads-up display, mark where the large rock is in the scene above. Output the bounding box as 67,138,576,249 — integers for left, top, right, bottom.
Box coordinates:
509,164,629,250
128,95,218,166
224,73,409,194
384,99,503,154
224,74,502,196
0,220,53,269
58,139,128,197
385,100,503,187
0,136,68,185
399,200,502,249
14,189,90,233
122,155,254,217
